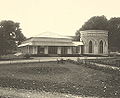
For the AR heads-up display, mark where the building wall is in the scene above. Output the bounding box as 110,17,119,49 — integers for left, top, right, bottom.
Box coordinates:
18,30,108,55
80,30,108,55
18,46,29,54
25,46,74,55
18,46,38,54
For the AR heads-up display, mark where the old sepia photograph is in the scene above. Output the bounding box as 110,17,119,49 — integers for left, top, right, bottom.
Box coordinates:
0,0,120,97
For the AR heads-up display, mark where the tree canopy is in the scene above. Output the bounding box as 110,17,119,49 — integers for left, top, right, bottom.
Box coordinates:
80,15,108,31
108,17,120,51
76,15,120,52
73,30,80,41
0,20,26,55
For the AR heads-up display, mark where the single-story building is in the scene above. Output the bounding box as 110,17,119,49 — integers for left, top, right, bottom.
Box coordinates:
18,30,108,56
18,32,84,56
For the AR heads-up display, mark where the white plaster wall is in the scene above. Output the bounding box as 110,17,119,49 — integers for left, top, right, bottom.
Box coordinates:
32,46,37,54
44,46,48,54
67,47,72,54
57,47,61,54
80,30,108,55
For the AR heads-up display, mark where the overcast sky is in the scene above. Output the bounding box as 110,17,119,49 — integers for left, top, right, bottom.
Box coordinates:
0,0,120,37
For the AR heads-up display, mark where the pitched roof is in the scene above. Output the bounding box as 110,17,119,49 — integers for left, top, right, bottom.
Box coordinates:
72,41,84,46
33,32,72,39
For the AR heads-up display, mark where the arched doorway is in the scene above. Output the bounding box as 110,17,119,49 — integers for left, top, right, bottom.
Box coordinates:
89,41,93,53
99,40,103,54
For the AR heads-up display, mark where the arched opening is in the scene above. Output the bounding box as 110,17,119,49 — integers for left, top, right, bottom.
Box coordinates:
99,40,103,54
89,41,93,53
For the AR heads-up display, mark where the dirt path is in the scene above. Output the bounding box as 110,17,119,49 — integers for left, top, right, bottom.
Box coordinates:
0,57,112,65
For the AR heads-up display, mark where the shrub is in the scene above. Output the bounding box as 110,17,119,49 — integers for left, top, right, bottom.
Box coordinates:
24,54,31,59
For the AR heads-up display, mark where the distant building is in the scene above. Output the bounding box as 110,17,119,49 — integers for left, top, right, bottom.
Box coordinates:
80,30,108,55
18,30,108,56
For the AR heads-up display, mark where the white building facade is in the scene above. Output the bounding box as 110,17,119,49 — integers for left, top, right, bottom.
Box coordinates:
80,30,108,55
18,32,83,56
18,30,108,56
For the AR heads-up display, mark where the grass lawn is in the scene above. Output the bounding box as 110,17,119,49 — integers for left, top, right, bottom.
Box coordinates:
0,61,119,97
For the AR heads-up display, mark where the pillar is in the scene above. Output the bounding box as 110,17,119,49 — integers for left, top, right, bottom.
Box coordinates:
104,44,108,54
44,46,48,54
33,46,37,54
32,46,35,54
57,47,61,54
84,45,88,54
67,47,72,54
79,46,81,54
94,46,98,54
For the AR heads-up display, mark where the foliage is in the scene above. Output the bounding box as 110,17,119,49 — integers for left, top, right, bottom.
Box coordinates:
0,20,26,56
76,15,120,52
73,30,80,41
24,53,31,59
80,15,108,30
108,17,120,51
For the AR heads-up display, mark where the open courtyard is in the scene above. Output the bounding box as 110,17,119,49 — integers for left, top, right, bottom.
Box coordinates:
0,58,119,97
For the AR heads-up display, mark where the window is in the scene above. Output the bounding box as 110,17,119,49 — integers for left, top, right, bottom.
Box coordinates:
48,46,57,54
99,40,103,54
61,47,67,54
38,46,44,54
89,41,93,53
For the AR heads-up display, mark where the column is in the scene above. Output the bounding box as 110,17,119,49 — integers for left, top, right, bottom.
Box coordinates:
57,47,61,54
104,44,108,54
84,45,87,54
44,46,48,54
32,46,34,54
67,47,72,54
79,46,81,54
94,41,98,54
94,46,98,54
35,46,38,54
33,46,37,54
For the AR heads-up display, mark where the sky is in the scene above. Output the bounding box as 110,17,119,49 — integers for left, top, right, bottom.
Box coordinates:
0,0,120,38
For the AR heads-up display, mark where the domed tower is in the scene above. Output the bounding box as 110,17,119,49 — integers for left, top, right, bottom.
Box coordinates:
80,30,108,55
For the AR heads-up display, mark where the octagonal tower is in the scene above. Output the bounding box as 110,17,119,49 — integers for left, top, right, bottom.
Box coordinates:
80,30,108,55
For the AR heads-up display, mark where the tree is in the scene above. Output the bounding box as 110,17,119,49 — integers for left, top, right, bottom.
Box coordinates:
76,15,120,51
13,22,26,45
73,30,80,41
80,15,108,30
0,20,26,56
74,15,108,41
108,17,120,51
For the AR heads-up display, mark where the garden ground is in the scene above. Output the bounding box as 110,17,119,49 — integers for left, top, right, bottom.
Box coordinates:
0,60,119,97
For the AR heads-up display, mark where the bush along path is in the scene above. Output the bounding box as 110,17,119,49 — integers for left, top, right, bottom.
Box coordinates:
65,58,120,97
67,58,120,75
